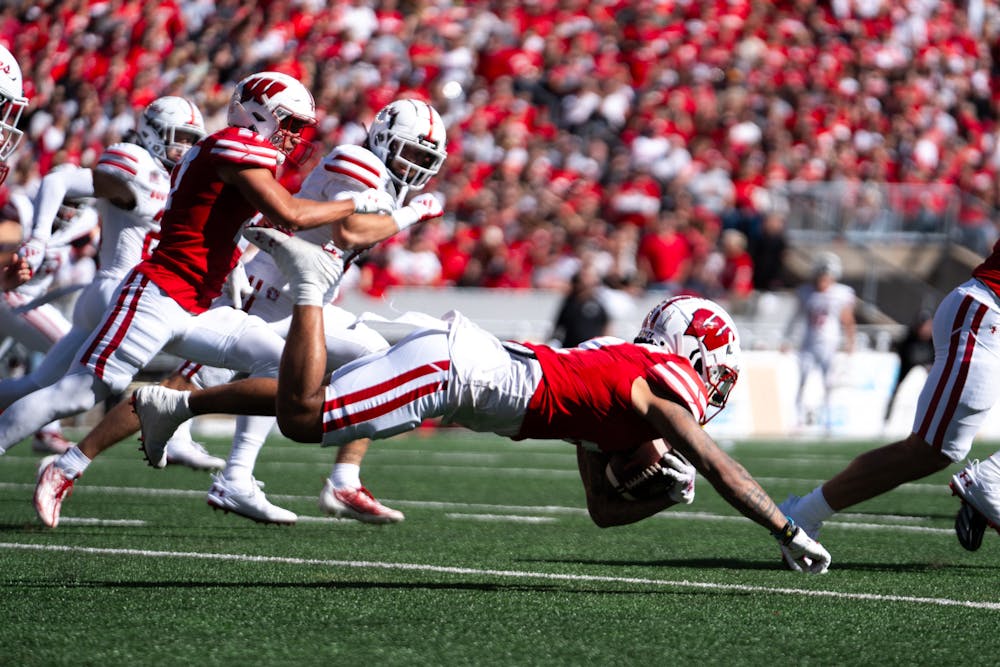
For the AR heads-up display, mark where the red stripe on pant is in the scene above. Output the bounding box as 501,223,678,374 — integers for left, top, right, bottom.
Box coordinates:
81,270,148,381
322,360,451,432
916,295,974,448
177,360,202,380
928,301,987,450
324,379,449,432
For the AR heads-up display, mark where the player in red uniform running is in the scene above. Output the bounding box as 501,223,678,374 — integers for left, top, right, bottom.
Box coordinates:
126,230,831,572
779,241,1000,561
21,71,419,527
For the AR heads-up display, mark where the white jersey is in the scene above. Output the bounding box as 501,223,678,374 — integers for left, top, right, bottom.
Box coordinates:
242,144,395,319
92,142,170,279
796,282,855,353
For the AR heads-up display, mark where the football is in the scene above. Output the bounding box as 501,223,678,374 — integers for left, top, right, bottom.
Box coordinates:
604,438,675,501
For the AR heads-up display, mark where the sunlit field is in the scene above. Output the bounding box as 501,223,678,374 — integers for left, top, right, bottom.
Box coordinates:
1,429,998,665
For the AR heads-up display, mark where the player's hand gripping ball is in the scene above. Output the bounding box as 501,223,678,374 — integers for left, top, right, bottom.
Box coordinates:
605,439,695,503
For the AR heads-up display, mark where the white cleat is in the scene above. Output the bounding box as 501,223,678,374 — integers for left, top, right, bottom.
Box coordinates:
34,455,76,528
950,459,1000,551
318,479,404,524
206,473,297,525
166,438,225,471
32,430,75,454
242,224,344,302
132,385,192,469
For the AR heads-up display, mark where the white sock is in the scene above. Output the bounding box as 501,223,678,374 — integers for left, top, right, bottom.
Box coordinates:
795,486,835,525
223,415,275,487
56,446,91,479
331,463,361,489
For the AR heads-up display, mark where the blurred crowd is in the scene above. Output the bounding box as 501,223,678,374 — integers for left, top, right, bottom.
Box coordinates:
2,0,999,309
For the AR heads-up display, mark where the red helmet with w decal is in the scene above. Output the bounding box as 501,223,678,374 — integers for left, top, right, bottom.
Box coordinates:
636,295,741,422
227,71,316,160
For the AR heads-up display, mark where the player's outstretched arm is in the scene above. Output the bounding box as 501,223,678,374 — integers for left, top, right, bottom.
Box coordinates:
575,447,680,527
631,378,831,572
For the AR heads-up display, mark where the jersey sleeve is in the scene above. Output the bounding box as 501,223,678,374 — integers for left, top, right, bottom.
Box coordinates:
96,142,168,222
646,357,709,423
302,144,390,201
29,165,95,243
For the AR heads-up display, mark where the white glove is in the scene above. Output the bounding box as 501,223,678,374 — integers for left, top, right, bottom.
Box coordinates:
391,193,443,231
18,238,46,275
224,261,254,310
345,188,394,214
659,451,696,504
775,522,831,574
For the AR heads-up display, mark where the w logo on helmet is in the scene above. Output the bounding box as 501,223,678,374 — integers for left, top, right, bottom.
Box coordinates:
241,76,287,104
685,308,733,351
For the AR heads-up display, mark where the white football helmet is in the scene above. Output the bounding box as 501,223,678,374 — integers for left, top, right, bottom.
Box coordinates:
227,71,316,159
812,251,842,281
0,45,27,185
367,99,447,192
636,295,741,423
137,96,206,168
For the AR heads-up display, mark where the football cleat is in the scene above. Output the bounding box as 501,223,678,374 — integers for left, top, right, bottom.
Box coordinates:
165,437,225,471
206,473,297,525
132,385,191,469
950,459,1000,551
953,499,988,552
33,455,76,528
242,225,344,304
318,479,404,524
31,430,75,454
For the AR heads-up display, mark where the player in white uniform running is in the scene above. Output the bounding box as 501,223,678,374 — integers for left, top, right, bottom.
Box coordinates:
168,99,448,523
779,237,1000,561
0,97,220,468
0,179,97,452
784,252,856,431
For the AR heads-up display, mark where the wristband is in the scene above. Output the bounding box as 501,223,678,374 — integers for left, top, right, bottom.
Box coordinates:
772,519,798,545
391,206,419,231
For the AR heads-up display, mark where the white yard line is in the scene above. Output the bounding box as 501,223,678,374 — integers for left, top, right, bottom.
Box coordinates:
0,481,955,533
0,541,996,611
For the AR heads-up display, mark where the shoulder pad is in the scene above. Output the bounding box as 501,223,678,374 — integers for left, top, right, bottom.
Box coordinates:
320,144,390,190
96,142,159,179
647,353,708,423
97,142,169,219
576,336,626,350
210,127,281,169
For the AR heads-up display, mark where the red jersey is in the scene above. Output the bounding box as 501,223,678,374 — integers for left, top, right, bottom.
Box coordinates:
972,241,1000,297
515,338,709,453
136,127,281,313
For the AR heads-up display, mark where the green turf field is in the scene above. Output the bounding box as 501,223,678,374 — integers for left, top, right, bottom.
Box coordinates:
1,429,998,666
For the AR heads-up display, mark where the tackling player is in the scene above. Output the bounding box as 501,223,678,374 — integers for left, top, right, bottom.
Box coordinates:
0,71,401,485
161,99,447,523
127,230,831,573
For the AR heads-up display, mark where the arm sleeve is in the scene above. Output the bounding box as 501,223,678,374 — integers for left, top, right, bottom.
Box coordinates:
48,206,100,247
29,168,95,243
